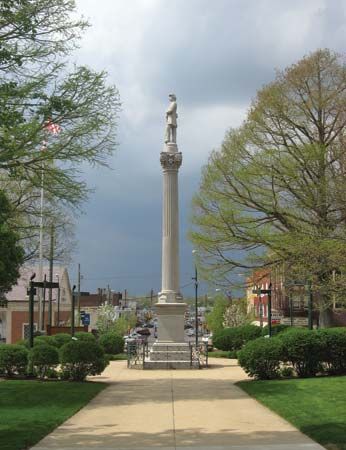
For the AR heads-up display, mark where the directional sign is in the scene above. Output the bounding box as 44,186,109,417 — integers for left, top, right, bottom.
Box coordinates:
29,281,59,289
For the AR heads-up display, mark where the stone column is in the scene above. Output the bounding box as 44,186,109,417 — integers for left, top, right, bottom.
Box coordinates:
156,142,186,343
159,143,182,303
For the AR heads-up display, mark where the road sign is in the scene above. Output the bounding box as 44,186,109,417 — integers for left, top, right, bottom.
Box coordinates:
82,313,90,325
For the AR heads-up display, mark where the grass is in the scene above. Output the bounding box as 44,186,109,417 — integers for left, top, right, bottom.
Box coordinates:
237,376,346,450
209,350,237,358
107,352,127,360
0,380,107,450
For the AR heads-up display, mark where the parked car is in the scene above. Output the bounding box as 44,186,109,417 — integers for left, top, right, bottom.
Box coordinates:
136,328,151,336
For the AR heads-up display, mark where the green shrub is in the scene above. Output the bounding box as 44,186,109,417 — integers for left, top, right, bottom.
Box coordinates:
238,337,283,380
213,325,262,351
29,344,59,378
15,339,29,348
279,328,324,378
74,332,96,343
60,340,108,381
34,335,56,346
280,366,294,378
98,332,124,354
317,328,346,375
51,333,72,348
0,345,28,377
262,324,290,336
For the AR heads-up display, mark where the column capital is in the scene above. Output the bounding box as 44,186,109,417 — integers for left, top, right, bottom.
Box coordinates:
160,151,182,170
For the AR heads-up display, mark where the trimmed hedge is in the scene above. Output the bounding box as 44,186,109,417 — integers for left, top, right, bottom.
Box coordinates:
74,332,96,343
262,324,290,336
278,328,324,378
34,335,56,346
60,340,108,381
317,327,346,375
213,325,262,351
0,345,28,377
238,327,346,380
98,332,124,354
51,333,72,348
238,337,283,379
29,344,59,378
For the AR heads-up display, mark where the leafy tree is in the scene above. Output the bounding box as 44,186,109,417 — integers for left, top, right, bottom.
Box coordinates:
223,298,251,327
0,0,120,217
205,294,229,333
0,191,24,293
96,304,137,336
191,49,346,327
0,0,88,71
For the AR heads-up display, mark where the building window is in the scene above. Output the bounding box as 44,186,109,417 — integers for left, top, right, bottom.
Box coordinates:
23,323,37,339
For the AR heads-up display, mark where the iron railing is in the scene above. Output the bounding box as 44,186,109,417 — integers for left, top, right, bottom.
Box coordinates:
190,342,209,368
127,340,149,369
127,340,208,369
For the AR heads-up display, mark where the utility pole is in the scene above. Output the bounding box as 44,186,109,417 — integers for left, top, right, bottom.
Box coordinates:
77,263,81,326
150,288,153,308
48,224,54,328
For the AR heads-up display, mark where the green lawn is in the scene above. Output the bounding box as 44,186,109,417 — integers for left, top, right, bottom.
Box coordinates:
0,380,106,450
238,376,346,450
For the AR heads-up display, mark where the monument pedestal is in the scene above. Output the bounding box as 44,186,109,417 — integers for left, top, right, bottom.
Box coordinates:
145,342,197,369
155,302,186,342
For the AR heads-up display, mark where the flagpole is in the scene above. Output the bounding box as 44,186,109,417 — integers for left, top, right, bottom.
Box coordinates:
38,120,62,331
38,161,45,331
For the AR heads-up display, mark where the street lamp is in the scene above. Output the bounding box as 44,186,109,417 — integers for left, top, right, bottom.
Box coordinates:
192,250,198,348
55,274,60,326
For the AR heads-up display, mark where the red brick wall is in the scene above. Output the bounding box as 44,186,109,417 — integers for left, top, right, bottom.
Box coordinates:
11,311,46,343
11,310,72,343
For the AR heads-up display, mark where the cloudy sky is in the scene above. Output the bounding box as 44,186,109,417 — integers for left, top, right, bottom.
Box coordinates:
70,0,346,298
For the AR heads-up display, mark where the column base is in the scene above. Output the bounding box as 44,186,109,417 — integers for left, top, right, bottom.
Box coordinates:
155,302,187,342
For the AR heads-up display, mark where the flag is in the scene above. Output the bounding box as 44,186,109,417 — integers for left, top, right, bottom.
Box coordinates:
44,119,62,135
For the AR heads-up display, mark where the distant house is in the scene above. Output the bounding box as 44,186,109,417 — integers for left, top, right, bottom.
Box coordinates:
0,265,73,343
78,290,122,329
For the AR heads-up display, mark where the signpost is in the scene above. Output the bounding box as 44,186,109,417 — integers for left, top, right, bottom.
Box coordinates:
26,275,59,348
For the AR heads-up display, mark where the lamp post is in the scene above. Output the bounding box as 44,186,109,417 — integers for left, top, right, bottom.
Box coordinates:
192,250,198,348
28,273,36,349
268,283,272,338
71,285,76,337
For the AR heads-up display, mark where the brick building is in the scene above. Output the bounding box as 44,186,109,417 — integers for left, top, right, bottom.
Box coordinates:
247,267,346,327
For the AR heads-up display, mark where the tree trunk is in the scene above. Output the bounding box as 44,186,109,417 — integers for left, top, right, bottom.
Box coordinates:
318,307,334,328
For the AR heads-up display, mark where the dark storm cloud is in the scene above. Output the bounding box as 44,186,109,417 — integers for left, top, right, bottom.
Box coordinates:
71,0,346,295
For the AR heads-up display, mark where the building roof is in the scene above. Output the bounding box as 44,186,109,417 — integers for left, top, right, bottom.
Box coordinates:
6,265,68,301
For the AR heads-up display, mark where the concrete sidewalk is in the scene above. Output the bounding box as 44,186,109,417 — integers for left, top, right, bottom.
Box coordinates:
32,359,324,450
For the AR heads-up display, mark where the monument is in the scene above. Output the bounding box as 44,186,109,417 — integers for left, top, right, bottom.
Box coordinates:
146,94,192,368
